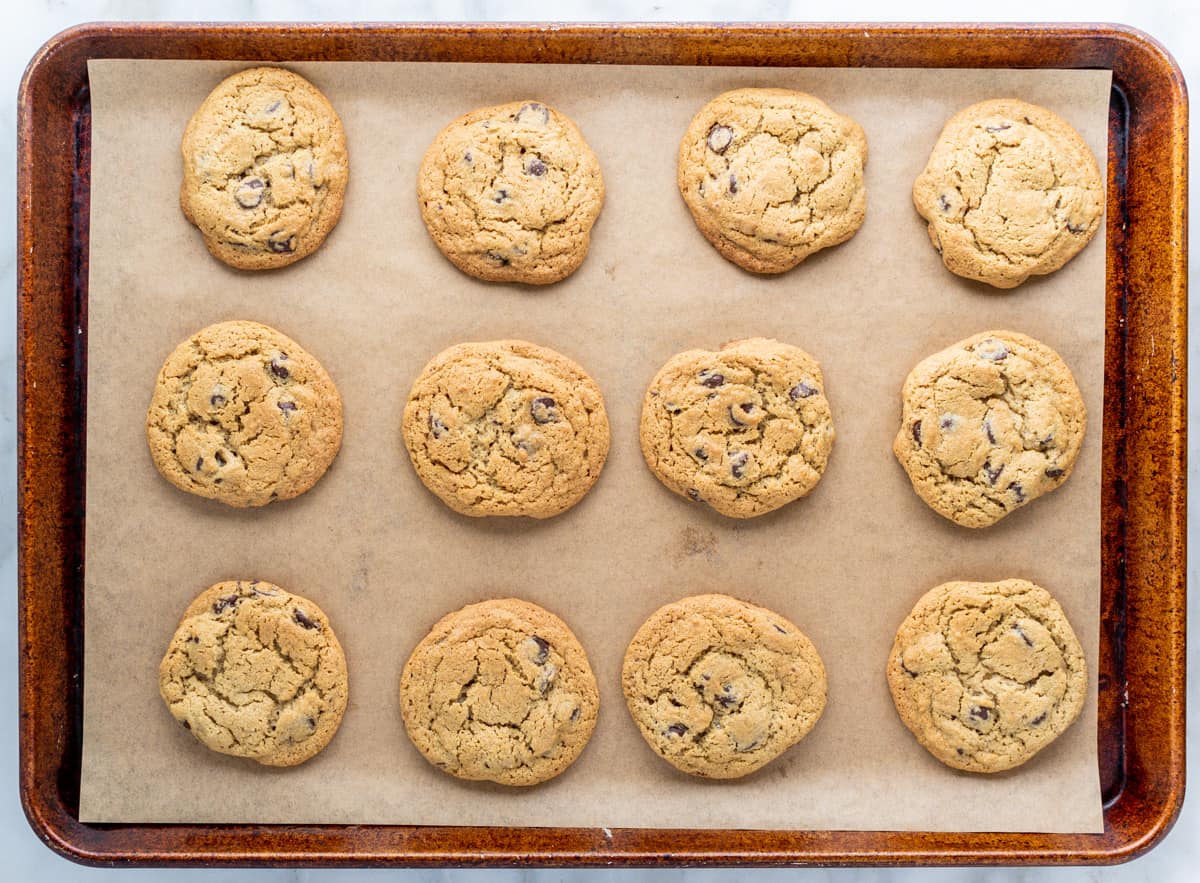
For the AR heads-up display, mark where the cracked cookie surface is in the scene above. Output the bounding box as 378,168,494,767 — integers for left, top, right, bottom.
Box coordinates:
402,340,609,518
893,330,1086,528
158,580,349,767
678,88,867,274
622,594,826,779
913,98,1103,289
417,100,604,284
181,67,349,270
399,598,599,786
640,338,834,518
887,579,1087,773
146,320,343,508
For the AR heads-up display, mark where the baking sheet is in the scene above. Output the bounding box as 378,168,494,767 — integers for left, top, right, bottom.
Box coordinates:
79,59,1109,832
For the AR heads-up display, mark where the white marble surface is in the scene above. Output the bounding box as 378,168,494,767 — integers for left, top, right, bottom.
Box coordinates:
1,1,1194,879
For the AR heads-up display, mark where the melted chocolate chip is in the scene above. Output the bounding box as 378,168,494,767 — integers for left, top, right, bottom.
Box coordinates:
1067,221,1086,234
270,354,289,380
937,193,951,212
493,188,509,204
463,151,472,163
715,692,738,708
210,393,226,407
234,177,265,209
983,462,1004,486
790,381,817,400
729,451,749,479
526,158,547,177
182,720,191,730
429,414,447,439
968,705,991,722
1045,467,1065,478
706,124,734,154
1038,433,1055,450
569,707,581,722
214,450,227,466
293,608,320,630
485,251,510,266
195,456,204,472
530,397,559,424
912,420,923,446
666,723,689,737
265,100,281,113
728,173,739,195
693,447,708,461
530,635,550,664
1030,712,1047,726
212,594,240,614
1009,482,1026,503
278,400,297,414
267,233,295,254
698,370,725,388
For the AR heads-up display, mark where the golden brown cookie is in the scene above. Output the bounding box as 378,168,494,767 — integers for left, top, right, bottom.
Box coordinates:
145,320,343,508
399,598,599,786
913,98,1103,289
159,579,349,767
678,88,867,274
892,330,1086,528
402,340,610,518
887,579,1087,773
417,100,604,284
181,67,349,270
640,338,835,518
622,594,826,778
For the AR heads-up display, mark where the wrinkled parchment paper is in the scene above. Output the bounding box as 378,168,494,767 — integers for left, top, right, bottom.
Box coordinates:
80,60,1109,832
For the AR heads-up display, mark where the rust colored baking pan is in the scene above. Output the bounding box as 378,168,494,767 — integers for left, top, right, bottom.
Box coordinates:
17,22,1186,867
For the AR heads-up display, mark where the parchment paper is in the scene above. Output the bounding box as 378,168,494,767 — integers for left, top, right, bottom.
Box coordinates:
80,59,1110,832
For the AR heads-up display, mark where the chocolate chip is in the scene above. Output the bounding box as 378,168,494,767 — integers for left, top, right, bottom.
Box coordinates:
293,608,319,630
569,707,581,722
729,451,749,479
306,716,316,730
265,100,281,113
530,397,559,424
210,392,226,407
939,414,959,431
234,177,265,209
485,251,510,266
706,124,734,154
1045,467,1065,478
1024,116,1032,125
278,400,297,414
516,102,549,125
983,462,1004,486
530,635,550,664
182,720,191,730
666,723,689,737
1038,433,1055,450
715,692,738,707
493,188,509,204
790,381,818,400
195,456,204,472
267,233,295,254
1067,221,1086,234
985,123,1012,133
429,414,447,439
699,370,725,388
901,662,918,679
463,151,472,163
1009,482,1026,503
937,193,951,212
214,450,226,466
773,623,787,634
728,173,738,195
1031,712,1047,726
687,488,701,501
728,404,755,426
693,447,708,461
984,419,997,445
526,158,547,177
968,705,991,722
212,594,239,614
956,748,966,755
1013,624,1034,647
252,585,278,597
977,339,1009,361
270,354,289,380
911,420,923,446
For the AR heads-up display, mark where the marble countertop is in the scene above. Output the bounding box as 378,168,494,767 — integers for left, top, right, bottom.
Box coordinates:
2,1,1194,880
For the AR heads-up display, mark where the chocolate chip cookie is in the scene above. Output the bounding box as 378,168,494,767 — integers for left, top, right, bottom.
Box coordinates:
159,580,349,767
640,338,835,518
146,320,343,508
913,98,1103,289
678,88,867,274
622,594,826,779
887,579,1087,773
399,598,599,786
417,100,604,284
181,67,349,270
893,330,1086,528
402,340,609,518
